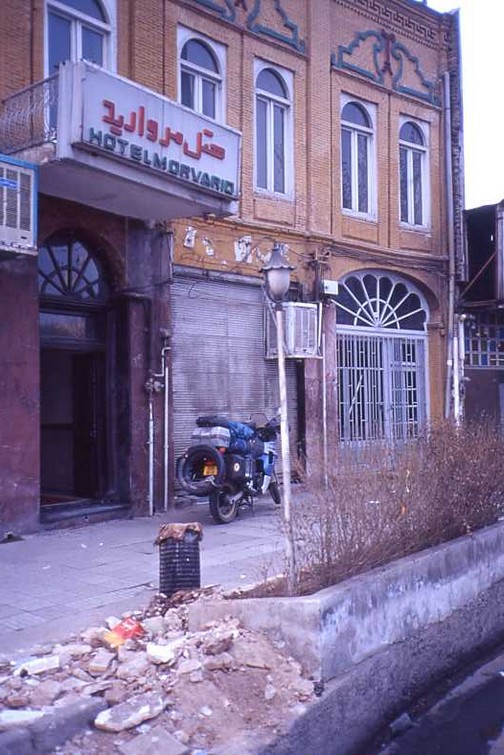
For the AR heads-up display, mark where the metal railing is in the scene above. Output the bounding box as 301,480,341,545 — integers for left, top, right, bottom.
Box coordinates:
0,75,58,154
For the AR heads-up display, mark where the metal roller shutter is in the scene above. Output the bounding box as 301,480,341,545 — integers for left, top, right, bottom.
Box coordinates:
171,272,299,478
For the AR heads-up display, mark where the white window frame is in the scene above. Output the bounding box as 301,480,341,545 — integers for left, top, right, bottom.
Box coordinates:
334,271,430,445
399,116,430,229
340,94,376,219
177,26,226,122
45,0,116,75
254,58,294,198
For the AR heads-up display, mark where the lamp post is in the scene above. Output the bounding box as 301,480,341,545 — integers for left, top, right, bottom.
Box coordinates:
262,243,296,594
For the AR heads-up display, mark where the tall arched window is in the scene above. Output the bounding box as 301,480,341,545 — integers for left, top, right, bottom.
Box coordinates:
255,63,292,195
46,0,112,74
399,120,428,227
334,272,429,443
178,29,225,120
341,99,375,216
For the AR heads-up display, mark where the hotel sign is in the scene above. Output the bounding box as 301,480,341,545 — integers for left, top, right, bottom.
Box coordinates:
71,64,240,200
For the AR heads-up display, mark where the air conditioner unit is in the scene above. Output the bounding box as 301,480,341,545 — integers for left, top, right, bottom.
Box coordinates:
0,155,38,259
265,302,321,359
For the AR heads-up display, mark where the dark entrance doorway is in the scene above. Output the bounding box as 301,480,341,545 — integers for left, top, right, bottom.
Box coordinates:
38,234,111,508
40,349,107,502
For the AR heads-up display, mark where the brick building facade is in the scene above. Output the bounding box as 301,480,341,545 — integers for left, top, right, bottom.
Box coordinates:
0,0,464,535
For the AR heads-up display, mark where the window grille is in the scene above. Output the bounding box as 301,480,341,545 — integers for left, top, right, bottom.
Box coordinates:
38,235,109,301
337,330,426,442
464,312,504,368
334,271,429,444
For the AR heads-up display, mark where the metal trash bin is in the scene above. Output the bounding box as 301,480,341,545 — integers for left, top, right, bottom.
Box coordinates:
156,522,203,597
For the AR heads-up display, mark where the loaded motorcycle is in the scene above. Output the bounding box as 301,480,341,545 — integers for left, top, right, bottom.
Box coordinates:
176,413,281,524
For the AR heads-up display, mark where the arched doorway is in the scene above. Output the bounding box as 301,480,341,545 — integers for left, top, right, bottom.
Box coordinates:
38,233,111,506
334,271,430,444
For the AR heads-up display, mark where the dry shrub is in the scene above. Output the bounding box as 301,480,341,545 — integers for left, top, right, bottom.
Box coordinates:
288,419,504,595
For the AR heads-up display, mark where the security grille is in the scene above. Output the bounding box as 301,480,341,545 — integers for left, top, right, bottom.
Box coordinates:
464,312,504,368
171,273,299,477
334,271,429,444
337,330,427,442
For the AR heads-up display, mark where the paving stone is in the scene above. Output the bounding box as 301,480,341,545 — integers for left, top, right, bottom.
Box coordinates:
0,709,44,729
94,692,167,732
117,724,189,755
30,697,107,752
53,643,92,665
142,616,164,636
0,727,34,755
13,656,60,677
29,679,63,707
146,642,176,665
116,653,151,680
88,648,115,674
177,658,202,675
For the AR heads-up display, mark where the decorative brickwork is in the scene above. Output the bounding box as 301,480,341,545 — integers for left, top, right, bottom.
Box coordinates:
187,0,307,52
334,0,448,49
332,27,438,103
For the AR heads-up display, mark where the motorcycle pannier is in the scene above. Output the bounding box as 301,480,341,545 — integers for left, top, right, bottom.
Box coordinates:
191,426,231,448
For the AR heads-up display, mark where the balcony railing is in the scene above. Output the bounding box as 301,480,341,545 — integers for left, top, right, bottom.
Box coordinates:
0,75,58,155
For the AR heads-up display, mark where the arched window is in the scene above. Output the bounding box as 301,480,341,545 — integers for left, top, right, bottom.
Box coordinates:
178,30,224,120
334,272,429,443
38,236,109,302
255,62,293,195
46,0,112,73
399,119,428,227
341,99,375,216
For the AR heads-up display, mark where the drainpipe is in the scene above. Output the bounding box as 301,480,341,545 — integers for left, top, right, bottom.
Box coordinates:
146,333,171,514
322,331,328,489
144,374,163,516
453,313,460,423
161,339,171,513
148,397,155,516
444,71,456,420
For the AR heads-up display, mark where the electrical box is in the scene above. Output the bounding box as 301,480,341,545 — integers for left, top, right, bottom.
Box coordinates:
321,279,339,297
0,155,38,259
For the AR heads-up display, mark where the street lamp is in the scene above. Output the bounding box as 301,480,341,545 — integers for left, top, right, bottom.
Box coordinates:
262,243,296,594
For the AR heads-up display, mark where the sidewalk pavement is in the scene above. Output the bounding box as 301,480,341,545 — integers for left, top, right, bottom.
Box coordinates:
0,499,286,659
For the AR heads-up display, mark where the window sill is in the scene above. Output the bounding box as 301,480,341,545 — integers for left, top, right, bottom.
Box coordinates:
400,222,431,233
342,209,377,223
253,193,295,225
254,188,294,202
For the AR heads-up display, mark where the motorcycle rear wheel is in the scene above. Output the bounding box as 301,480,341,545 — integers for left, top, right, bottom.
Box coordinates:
177,444,225,497
209,487,240,524
269,476,281,505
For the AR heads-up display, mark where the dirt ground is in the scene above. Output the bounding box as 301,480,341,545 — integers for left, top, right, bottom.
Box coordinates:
0,589,315,754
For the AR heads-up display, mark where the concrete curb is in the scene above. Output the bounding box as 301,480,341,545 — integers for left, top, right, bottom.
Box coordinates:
188,521,504,682
256,576,504,754
0,698,107,754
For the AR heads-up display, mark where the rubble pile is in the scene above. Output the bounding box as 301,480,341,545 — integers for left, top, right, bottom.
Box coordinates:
0,589,314,754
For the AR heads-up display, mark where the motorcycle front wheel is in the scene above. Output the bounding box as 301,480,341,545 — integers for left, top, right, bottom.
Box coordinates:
209,487,241,524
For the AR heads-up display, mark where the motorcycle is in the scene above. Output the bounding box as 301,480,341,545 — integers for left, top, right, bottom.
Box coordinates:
176,413,281,524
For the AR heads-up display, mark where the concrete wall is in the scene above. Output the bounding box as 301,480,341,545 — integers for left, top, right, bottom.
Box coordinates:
188,521,504,682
